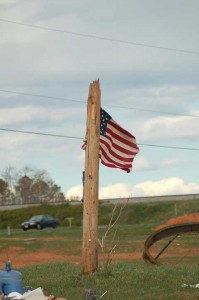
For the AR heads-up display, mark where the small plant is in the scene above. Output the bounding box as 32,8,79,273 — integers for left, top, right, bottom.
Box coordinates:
98,201,128,273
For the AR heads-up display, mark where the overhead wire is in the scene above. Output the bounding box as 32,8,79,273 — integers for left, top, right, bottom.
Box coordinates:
0,128,199,151
0,128,81,140
105,103,198,118
0,89,85,104
0,90,198,151
0,18,198,119
0,18,199,55
0,19,198,152
0,89,198,118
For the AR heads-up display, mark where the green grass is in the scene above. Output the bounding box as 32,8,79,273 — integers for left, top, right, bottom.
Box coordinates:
20,261,199,300
0,199,199,299
0,225,146,258
0,225,198,262
0,226,198,299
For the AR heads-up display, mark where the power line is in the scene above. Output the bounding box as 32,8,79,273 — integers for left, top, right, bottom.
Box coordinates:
0,18,199,55
0,128,82,140
105,104,199,118
139,143,199,151
0,89,85,104
0,127,198,151
0,89,198,118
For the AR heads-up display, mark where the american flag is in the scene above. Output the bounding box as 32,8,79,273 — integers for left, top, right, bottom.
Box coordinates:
100,108,139,173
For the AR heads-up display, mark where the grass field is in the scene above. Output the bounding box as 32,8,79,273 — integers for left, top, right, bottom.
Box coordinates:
0,224,199,299
0,200,198,299
20,261,199,300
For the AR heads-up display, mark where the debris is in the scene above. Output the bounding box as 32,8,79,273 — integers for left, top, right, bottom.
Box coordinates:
23,287,46,300
99,291,107,299
143,223,199,265
24,238,36,244
153,213,199,231
5,288,67,300
7,292,22,299
181,283,199,288
81,289,107,299
81,289,96,299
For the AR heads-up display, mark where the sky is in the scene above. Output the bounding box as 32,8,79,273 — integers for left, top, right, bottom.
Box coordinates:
0,0,199,200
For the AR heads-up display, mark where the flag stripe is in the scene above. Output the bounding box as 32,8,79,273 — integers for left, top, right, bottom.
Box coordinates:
109,120,136,140
99,108,139,172
100,149,133,170
107,125,137,149
106,130,139,155
100,146,133,169
100,145,132,166
100,159,132,173
107,121,138,148
100,138,136,162
100,135,136,156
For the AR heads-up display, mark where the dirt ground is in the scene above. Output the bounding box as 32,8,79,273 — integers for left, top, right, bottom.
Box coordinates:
1,213,199,268
0,249,143,268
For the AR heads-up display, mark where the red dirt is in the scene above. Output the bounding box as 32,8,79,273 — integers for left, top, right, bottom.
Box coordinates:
0,214,198,268
153,213,199,231
0,250,144,268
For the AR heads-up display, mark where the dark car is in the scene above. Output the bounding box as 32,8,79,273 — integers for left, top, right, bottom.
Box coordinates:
21,214,60,231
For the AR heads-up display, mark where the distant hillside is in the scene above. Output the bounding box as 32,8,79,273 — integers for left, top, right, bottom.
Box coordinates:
0,198,198,229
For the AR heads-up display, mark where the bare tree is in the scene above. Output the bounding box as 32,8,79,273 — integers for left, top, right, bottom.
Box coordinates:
1,166,20,204
15,175,33,204
1,165,66,205
1,166,19,188
0,178,10,205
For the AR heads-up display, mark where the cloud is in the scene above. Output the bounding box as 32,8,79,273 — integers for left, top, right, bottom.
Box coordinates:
66,177,199,199
133,177,199,197
137,114,199,141
0,105,85,128
66,185,83,200
160,158,190,168
133,156,156,171
0,132,37,150
1,0,199,89
115,85,199,109
1,1,199,198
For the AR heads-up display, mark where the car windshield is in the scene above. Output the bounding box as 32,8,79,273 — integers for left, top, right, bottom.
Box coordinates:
29,215,43,222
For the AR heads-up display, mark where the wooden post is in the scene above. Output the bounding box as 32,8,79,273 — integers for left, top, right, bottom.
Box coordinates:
82,79,101,274
66,217,74,228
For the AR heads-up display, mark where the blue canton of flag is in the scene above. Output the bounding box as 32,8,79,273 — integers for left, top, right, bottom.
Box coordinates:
100,108,112,136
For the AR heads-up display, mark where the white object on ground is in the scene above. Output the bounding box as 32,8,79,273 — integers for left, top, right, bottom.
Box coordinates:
23,287,46,300
181,283,199,288
8,292,22,299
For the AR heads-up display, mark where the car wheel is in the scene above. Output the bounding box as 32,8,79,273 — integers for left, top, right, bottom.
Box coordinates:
36,223,42,230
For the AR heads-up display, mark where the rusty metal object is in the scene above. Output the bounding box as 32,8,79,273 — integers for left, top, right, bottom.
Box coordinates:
143,222,199,265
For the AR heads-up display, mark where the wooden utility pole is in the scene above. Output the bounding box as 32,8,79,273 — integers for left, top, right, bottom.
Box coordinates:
82,79,101,274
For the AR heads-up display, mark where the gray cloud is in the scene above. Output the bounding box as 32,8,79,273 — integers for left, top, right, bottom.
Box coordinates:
0,0,198,196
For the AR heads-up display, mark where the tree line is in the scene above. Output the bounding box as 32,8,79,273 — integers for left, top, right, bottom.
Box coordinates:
0,166,65,205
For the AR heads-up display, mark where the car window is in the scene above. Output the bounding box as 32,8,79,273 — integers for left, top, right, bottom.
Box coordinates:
29,215,42,222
